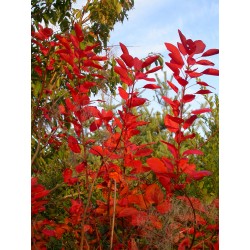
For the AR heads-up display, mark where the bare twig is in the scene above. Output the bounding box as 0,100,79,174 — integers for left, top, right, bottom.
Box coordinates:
110,180,117,250
31,121,42,166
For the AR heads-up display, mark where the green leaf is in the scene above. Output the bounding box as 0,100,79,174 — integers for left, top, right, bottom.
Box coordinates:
116,3,122,14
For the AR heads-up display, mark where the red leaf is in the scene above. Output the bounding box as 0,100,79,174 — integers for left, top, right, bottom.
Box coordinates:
191,108,211,115
121,53,134,68
31,177,38,186
80,81,96,89
101,109,113,121
145,65,162,74
119,42,129,54
174,75,188,87
161,141,178,158
83,60,103,69
142,55,159,68
74,23,84,42
114,66,129,79
85,43,100,51
143,84,161,89
91,73,105,79
167,81,179,94
164,114,179,133
118,207,138,218
147,158,167,174
75,162,86,173
181,94,195,103
162,96,174,106
145,183,164,205
63,168,78,185
91,55,107,61
116,58,127,69
156,199,171,214
40,45,50,56
127,97,147,108
167,115,184,124
40,27,53,39
129,238,139,250
34,66,43,76
70,34,79,48
196,81,215,88
183,115,197,129
196,59,215,66
178,237,190,250
177,42,187,56
186,70,203,78
90,119,102,132
56,34,71,50
144,77,156,82
89,145,103,156
109,172,120,182
188,170,212,181
178,29,188,52
183,149,203,156
158,176,172,192
165,43,184,67
187,56,196,65
135,148,153,157
201,49,219,57
195,89,212,95
133,57,143,71
69,199,82,214
33,190,50,200
63,168,72,181
202,68,219,76
194,40,206,54
42,229,55,237
68,136,81,153
72,121,82,137
165,62,180,74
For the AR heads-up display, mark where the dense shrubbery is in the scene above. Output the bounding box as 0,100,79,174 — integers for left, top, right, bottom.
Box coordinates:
31,1,219,249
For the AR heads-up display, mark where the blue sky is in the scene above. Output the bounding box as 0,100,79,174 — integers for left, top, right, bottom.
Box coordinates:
109,0,219,59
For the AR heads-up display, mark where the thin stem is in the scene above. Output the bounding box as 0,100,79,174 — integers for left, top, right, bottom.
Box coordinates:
183,190,197,250
31,120,42,166
79,170,99,250
110,180,117,250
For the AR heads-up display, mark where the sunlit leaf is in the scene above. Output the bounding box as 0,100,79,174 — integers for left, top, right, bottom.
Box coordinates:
201,49,219,57
147,158,167,174
143,84,161,89
182,149,203,156
183,115,197,129
202,68,219,76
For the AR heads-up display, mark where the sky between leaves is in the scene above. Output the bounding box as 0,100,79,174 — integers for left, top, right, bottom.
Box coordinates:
73,0,219,112
107,0,219,112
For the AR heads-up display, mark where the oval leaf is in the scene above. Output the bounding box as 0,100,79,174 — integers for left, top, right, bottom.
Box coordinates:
202,68,219,76
201,49,219,57
118,207,138,218
195,89,212,95
167,80,179,94
68,136,81,153
191,108,212,115
183,149,203,156
181,94,195,103
196,59,215,66
118,87,129,100
143,84,161,89
147,158,167,174
183,115,197,129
